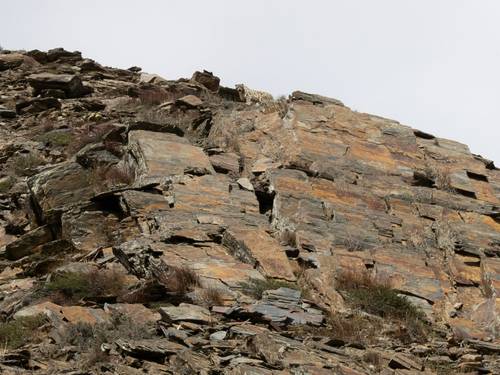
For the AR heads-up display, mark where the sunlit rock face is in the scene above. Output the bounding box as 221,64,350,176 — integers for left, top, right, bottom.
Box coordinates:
0,48,498,374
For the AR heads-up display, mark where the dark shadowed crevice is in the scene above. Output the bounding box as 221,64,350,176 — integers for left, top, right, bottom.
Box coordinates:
466,171,489,182
255,189,275,216
412,171,434,188
454,189,477,200
92,195,127,220
413,130,435,139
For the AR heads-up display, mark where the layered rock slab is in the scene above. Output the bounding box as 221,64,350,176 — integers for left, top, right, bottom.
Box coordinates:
128,130,215,182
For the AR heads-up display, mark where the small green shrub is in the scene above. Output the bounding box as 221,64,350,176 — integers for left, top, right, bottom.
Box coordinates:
346,286,422,320
43,269,126,304
238,277,298,299
336,270,428,343
37,131,73,147
0,315,47,349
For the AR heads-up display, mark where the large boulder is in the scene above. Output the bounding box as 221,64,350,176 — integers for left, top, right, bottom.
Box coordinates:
27,162,96,222
5,225,53,260
191,70,220,92
27,73,91,98
128,130,215,182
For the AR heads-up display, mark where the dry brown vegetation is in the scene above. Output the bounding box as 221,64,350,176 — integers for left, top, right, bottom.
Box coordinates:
154,264,201,295
191,286,225,307
424,165,455,192
91,163,135,188
262,95,289,118
138,87,172,106
288,311,381,347
66,122,116,155
54,313,155,368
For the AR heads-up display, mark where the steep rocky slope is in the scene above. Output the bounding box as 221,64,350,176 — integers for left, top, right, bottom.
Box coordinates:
0,48,499,374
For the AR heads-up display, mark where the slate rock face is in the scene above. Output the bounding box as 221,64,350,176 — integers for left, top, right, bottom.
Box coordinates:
27,162,95,222
0,48,499,374
222,227,296,281
128,130,215,182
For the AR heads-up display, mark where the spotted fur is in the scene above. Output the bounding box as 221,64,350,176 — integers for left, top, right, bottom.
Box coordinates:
235,84,274,105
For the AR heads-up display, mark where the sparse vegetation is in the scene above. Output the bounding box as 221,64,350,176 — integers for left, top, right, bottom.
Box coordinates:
363,350,383,371
335,269,429,343
423,166,455,192
342,231,364,251
37,130,73,147
55,313,155,368
91,163,135,188
138,87,172,106
154,263,201,295
191,286,225,307
0,176,14,194
42,269,127,304
289,312,381,346
9,153,45,176
0,315,47,349
66,122,115,155
327,312,381,345
262,95,289,118
238,277,299,299
336,270,417,319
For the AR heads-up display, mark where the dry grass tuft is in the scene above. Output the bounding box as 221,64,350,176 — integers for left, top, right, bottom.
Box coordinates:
91,163,135,188
192,286,225,307
289,312,381,347
67,122,116,155
423,166,455,192
55,313,155,368
154,264,201,295
138,88,172,106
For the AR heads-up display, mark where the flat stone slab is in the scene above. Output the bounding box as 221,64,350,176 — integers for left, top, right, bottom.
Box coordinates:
104,303,161,324
159,303,213,324
27,162,95,222
115,338,184,361
223,227,296,281
128,130,215,181
5,225,53,260
228,287,324,326
27,73,90,98
14,302,108,325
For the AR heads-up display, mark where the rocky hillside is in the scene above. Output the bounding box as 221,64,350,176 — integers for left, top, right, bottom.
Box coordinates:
0,48,499,374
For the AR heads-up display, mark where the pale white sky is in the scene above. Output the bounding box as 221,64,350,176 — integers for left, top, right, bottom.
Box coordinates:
2,0,499,163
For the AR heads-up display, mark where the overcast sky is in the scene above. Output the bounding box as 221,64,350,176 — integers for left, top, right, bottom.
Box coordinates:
2,1,499,163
